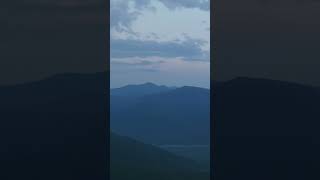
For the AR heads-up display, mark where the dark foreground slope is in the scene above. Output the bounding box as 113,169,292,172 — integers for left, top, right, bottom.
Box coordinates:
213,77,320,180
110,133,209,180
0,73,107,180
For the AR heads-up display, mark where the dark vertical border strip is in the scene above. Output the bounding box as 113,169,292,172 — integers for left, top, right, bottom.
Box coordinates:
210,0,215,179
106,0,111,179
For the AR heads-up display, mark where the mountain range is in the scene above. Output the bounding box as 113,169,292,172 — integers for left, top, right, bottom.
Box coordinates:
111,82,174,98
110,83,210,146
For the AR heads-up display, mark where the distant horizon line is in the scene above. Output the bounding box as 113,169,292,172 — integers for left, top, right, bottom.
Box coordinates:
2,72,316,90
110,82,211,90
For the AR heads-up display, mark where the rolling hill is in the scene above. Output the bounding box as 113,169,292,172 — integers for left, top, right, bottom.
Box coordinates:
110,133,209,180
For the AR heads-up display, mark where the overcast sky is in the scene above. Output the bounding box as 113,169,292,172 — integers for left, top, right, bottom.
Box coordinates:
110,0,210,88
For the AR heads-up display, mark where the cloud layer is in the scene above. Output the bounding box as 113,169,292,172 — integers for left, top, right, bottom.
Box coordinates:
110,0,210,88
111,0,209,61
111,38,208,60
111,0,209,31
111,56,210,88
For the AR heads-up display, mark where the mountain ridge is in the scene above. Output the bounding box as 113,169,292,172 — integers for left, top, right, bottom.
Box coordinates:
111,82,172,98
111,82,210,146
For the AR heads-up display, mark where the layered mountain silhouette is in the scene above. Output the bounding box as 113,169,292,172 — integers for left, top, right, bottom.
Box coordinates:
110,83,210,145
111,82,211,176
110,83,173,114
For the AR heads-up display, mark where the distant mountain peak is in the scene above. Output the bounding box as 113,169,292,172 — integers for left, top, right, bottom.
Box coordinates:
120,82,161,89
111,82,172,97
142,82,157,86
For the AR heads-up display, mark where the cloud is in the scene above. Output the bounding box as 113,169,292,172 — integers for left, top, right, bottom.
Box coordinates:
110,38,208,60
111,0,140,32
110,56,210,88
111,0,156,33
157,0,209,11
110,0,209,32
110,0,210,58
110,57,166,75
111,57,165,66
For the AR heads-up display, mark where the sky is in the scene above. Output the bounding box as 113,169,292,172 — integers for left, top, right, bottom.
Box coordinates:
110,0,210,88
